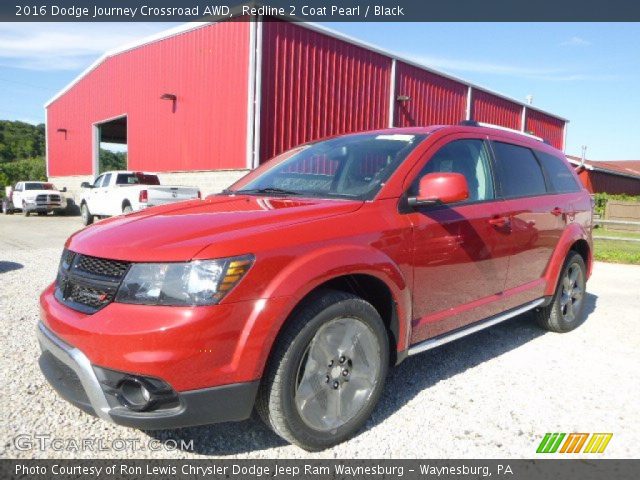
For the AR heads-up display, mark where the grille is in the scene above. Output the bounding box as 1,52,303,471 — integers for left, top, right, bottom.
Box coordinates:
36,194,47,202
55,250,129,314
67,283,113,309
49,194,61,202
75,255,129,279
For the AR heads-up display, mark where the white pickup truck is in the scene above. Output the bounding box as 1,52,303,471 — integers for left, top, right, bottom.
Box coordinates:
79,171,200,225
3,181,68,216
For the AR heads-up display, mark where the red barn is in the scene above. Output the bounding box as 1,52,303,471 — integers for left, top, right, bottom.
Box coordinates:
567,156,640,195
45,18,569,199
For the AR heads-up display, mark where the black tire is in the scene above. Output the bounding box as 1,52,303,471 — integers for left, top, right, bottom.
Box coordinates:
535,251,587,333
22,202,30,217
53,209,65,216
122,203,133,214
81,203,94,226
256,289,389,451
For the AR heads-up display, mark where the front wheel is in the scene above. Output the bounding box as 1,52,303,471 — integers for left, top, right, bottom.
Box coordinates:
535,251,587,333
2,200,12,215
22,202,30,217
256,290,389,451
81,203,94,226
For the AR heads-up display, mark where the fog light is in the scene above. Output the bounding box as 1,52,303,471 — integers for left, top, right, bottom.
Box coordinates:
118,378,154,412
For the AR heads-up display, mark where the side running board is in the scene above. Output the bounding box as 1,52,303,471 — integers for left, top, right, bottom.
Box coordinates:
407,298,545,356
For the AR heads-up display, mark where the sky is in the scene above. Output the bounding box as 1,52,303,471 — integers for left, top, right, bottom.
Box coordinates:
0,22,638,160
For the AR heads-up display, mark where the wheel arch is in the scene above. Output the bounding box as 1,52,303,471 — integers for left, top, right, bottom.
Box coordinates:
544,224,592,296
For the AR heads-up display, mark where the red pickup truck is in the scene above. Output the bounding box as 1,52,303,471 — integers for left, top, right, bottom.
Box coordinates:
38,124,592,450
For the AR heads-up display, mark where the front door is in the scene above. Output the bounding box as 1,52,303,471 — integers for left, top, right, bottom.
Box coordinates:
405,136,511,343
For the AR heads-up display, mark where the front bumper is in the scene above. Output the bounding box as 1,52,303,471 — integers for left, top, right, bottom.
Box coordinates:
37,322,259,429
24,200,66,212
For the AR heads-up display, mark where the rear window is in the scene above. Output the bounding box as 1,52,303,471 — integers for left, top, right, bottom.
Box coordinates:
115,173,160,185
536,152,581,193
492,142,547,198
25,183,54,190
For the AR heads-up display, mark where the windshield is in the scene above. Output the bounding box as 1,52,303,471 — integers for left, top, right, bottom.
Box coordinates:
230,133,427,200
25,183,54,190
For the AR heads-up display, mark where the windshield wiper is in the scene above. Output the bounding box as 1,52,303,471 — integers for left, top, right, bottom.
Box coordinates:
235,187,302,196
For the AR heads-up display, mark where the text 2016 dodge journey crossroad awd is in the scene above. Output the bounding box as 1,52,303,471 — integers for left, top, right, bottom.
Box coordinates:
38,124,593,450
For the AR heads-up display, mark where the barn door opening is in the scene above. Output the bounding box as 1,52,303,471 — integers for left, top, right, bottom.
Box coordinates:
93,115,127,175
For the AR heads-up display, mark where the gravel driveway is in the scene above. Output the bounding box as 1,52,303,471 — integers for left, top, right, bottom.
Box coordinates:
1,214,638,458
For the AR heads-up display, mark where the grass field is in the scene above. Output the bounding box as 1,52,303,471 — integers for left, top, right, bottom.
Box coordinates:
594,238,640,265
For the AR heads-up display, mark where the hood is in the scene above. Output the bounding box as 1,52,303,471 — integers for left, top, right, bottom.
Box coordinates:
67,195,362,262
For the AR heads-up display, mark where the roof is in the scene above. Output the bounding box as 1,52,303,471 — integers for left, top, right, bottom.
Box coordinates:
43,19,568,123
566,156,640,180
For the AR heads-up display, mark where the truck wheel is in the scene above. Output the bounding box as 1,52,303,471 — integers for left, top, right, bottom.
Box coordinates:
122,204,133,214
22,202,30,217
535,251,587,333
256,289,389,451
81,203,94,226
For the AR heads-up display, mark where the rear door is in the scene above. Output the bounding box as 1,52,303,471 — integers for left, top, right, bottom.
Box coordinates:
405,135,512,343
490,140,564,305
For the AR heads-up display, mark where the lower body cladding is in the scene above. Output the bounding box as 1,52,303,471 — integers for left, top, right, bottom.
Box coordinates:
37,322,259,429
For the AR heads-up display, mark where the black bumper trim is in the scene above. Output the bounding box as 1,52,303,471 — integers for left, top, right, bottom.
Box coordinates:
107,381,260,430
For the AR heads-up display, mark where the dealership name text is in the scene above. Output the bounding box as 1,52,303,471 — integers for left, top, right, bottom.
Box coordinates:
15,4,404,18
16,464,413,477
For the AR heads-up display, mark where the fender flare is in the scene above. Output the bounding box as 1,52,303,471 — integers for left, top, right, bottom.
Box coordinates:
543,223,592,296
236,245,413,377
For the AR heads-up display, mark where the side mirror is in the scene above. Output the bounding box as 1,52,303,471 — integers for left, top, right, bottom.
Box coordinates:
408,172,469,207
80,182,91,189
61,187,67,192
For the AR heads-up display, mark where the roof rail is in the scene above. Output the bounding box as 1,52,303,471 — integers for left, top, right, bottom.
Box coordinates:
459,120,545,143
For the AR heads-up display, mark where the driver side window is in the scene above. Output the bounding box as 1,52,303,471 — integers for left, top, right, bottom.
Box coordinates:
410,139,495,202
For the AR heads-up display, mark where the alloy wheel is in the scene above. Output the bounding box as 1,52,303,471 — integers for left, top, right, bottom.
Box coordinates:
560,263,584,322
294,317,381,432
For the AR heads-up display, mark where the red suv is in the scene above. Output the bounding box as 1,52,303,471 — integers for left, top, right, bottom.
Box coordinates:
38,124,592,450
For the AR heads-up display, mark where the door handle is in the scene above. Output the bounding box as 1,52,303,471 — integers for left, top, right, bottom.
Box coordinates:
488,216,511,229
551,207,563,216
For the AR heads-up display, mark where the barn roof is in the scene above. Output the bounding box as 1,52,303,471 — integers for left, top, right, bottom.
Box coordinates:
567,156,640,180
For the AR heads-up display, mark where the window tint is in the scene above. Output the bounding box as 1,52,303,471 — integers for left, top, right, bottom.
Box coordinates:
93,175,104,188
410,139,495,202
116,173,161,185
492,142,547,198
536,151,580,193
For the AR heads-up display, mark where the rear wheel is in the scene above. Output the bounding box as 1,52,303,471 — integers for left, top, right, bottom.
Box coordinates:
535,251,587,333
256,290,389,451
81,203,94,226
122,203,133,214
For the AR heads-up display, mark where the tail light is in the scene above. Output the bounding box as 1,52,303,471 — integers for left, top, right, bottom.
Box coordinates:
139,190,148,203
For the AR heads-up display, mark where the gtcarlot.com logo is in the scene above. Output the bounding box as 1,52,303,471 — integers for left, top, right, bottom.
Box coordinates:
536,433,613,454
13,434,194,452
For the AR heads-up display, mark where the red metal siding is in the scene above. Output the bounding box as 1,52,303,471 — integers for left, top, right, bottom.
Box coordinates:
578,169,640,195
471,90,522,130
260,21,392,162
526,109,565,150
47,22,250,176
394,62,467,128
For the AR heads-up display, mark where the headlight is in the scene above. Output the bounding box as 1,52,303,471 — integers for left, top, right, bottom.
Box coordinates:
115,255,253,306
